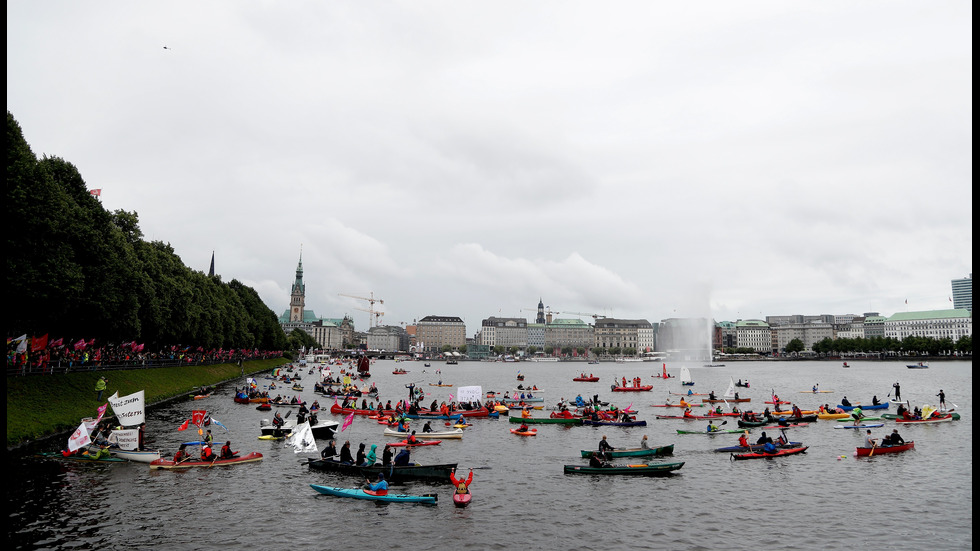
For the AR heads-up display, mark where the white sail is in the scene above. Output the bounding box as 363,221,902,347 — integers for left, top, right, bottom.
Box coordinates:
108,390,145,426
680,366,692,385
724,377,736,398
286,421,318,454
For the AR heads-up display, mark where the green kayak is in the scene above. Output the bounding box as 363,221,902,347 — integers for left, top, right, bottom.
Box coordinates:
564,462,685,476
35,452,127,463
579,444,674,458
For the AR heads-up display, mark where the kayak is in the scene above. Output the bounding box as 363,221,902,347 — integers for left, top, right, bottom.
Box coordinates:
702,398,751,403
855,441,915,456
387,440,441,447
453,492,472,508
651,403,706,408
35,451,127,463
799,390,835,393
837,403,889,411
110,449,162,463
510,428,537,436
149,452,264,469
656,414,736,420
817,413,852,420
579,444,675,458
894,414,953,424
509,416,583,425
572,377,600,382
731,446,808,460
670,392,709,396
676,429,743,435
310,484,437,504
307,459,457,481
611,386,653,392
833,423,884,429
563,461,685,476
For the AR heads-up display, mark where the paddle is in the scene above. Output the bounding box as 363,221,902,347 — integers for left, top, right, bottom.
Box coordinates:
868,439,878,458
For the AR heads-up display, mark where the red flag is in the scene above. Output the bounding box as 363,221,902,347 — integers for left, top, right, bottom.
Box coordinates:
49,338,63,348
177,419,190,431
89,189,102,197
31,334,48,352
74,338,87,351
191,410,207,426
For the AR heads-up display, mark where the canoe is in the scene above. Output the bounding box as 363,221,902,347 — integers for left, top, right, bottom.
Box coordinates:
510,428,538,436
573,377,600,382
310,484,437,504
509,416,583,425
731,446,808,460
676,429,743,435
855,441,915,456
656,414,735,420
149,452,264,469
563,462,685,476
766,415,817,424
383,428,463,439
35,451,127,463
234,396,270,404
110,449,162,463
894,414,953,424
837,403,889,411
453,493,472,508
579,444,674,458
582,419,648,427
770,410,820,416
307,459,457,481
833,423,884,429
611,386,653,392
714,442,804,453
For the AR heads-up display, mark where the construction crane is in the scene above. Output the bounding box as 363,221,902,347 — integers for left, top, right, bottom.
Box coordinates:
563,311,607,320
354,307,385,328
339,292,384,328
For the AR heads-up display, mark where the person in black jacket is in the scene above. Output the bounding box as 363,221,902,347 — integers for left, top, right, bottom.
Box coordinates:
339,441,354,464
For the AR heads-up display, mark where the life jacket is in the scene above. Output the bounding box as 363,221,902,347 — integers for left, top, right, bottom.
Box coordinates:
456,482,469,494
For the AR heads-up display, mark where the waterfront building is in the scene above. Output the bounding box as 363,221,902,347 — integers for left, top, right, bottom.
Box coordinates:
416,315,466,355
735,319,772,354
366,325,410,352
951,275,972,312
479,317,528,350
527,323,546,350
278,252,355,348
884,309,972,341
770,320,834,354
594,318,653,352
863,313,886,338
835,316,866,339
718,321,737,349
544,318,594,351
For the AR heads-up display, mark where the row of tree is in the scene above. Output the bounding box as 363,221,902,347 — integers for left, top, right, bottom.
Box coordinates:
6,112,288,351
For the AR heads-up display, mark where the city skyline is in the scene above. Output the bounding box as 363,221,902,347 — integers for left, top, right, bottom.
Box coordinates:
8,2,971,330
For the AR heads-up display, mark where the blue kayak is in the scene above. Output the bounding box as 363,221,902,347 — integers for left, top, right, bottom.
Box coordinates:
310,484,437,504
833,423,884,429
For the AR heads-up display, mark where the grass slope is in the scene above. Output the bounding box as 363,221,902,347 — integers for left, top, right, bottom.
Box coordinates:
6,358,288,448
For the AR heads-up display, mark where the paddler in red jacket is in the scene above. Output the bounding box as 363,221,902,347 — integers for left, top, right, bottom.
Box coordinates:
450,468,473,495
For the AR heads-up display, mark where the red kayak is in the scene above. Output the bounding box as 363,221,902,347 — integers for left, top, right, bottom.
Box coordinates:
732,446,808,460
149,452,264,469
510,428,537,436
573,377,600,382
453,492,472,508
387,440,442,447
612,386,653,392
855,441,914,456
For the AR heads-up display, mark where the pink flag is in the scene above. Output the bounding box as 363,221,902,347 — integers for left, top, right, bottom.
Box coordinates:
341,412,354,432
449,394,454,402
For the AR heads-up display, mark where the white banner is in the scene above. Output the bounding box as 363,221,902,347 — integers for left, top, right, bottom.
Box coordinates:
456,386,482,403
68,422,92,452
108,390,145,426
110,429,140,450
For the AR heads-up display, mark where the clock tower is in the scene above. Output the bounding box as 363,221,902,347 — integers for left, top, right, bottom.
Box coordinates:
289,251,306,323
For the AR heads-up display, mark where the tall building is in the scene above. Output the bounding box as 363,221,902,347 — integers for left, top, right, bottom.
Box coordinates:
288,253,305,323
479,317,528,350
951,274,972,312
278,251,355,348
535,298,546,324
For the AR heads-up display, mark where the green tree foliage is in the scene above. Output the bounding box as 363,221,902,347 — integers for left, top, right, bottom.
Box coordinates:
785,339,805,354
5,111,286,350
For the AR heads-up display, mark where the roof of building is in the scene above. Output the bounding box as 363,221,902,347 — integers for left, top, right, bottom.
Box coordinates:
886,309,972,321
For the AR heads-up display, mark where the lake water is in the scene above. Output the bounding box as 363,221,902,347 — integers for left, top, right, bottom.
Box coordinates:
7,359,972,550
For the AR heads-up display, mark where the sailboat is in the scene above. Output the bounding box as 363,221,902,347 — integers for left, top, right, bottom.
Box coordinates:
680,366,694,386
106,390,162,463
723,378,736,400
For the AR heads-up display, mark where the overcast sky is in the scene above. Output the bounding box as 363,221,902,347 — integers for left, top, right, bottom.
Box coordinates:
8,1,972,334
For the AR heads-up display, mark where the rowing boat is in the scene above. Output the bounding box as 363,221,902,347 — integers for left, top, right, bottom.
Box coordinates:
579,444,674,458
149,452,264,469
310,484,437,504
563,461,685,476
731,446,808,460
856,441,915,456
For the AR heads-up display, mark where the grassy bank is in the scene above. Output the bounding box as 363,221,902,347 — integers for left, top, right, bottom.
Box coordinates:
5,358,288,448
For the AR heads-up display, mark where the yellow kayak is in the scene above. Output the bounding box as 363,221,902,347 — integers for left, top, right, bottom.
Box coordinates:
817,412,851,420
